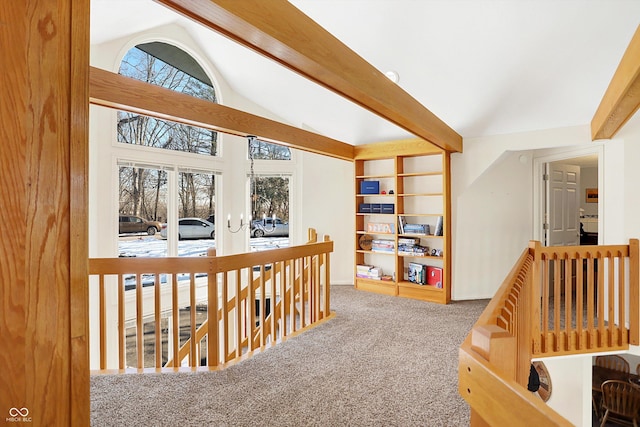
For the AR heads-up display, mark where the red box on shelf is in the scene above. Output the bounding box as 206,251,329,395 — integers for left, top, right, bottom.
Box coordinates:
426,266,443,288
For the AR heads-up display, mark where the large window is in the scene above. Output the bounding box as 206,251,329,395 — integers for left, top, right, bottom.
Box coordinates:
117,42,220,259
247,138,291,251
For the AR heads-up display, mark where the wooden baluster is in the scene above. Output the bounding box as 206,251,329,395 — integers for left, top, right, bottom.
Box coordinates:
235,269,242,359
618,252,626,346
597,251,606,347
630,239,640,345
136,273,143,369
189,273,197,367
118,274,126,369
170,274,178,367
208,261,219,368
586,254,595,349
576,253,584,350
154,273,161,368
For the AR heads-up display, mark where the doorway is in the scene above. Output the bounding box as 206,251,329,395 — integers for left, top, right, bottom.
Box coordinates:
533,147,602,247
534,148,602,301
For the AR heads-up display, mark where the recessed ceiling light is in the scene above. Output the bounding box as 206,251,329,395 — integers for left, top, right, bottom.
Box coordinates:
384,70,399,83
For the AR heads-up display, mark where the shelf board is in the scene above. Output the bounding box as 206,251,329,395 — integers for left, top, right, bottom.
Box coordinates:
397,280,443,291
397,193,443,197
398,171,442,177
356,193,395,197
398,213,444,217
398,233,443,239
357,213,395,217
356,174,395,179
356,250,396,256
356,231,395,235
398,254,444,260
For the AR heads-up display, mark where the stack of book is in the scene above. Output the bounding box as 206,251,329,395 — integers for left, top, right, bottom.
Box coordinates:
397,237,428,256
356,264,383,280
371,239,395,253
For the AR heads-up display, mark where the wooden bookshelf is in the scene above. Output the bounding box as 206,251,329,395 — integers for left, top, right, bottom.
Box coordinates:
354,139,451,304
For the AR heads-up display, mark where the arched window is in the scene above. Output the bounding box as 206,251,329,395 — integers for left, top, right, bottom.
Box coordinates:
116,42,219,258
117,42,218,156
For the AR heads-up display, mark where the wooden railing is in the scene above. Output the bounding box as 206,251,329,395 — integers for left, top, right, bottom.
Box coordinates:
89,229,333,372
459,239,639,426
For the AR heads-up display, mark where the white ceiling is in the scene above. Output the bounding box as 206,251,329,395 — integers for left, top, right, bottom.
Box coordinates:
90,0,640,146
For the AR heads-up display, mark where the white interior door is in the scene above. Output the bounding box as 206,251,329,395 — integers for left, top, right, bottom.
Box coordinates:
546,162,580,246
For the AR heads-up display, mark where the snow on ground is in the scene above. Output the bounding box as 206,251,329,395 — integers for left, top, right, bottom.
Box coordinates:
117,235,290,289
118,235,289,258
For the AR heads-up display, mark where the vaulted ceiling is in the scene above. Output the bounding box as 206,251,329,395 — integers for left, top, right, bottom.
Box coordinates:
91,0,640,146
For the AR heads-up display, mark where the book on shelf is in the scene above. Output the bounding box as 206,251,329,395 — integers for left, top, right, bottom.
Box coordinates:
398,216,405,234
398,237,420,246
403,223,430,235
426,266,443,288
367,222,394,234
434,216,443,236
398,244,430,256
407,262,427,285
371,239,394,253
356,264,383,280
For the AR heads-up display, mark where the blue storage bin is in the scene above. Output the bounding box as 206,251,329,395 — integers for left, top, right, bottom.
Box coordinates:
360,181,380,194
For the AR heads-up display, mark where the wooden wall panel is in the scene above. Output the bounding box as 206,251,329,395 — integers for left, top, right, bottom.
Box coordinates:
0,0,90,424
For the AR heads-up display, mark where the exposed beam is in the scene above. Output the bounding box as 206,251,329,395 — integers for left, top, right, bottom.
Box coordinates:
89,67,354,161
591,25,640,140
154,0,463,153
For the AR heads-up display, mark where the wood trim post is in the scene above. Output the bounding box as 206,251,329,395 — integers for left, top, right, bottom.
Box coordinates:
0,0,90,424
529,241,542,355
630,239,639,345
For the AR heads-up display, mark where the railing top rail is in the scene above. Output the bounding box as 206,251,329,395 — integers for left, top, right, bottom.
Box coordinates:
89,240,333,275
534,243,629,259
214,241,333,272
89,256,213,275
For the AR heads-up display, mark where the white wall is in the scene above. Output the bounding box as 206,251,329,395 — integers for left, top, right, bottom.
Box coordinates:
537,355,591,426
449,124,640,300
298,151,354,284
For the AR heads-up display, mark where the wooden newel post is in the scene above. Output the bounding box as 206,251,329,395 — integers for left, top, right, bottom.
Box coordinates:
529,241,542,356
471,325,517,379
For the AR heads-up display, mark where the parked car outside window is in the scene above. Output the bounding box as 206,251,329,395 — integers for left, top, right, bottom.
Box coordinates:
160,217,215,240
251,217,289,238
119,215,162,235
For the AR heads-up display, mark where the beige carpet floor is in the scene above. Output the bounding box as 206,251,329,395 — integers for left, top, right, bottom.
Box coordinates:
91,286,488,426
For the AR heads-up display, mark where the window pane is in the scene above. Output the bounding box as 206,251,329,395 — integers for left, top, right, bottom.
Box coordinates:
176,172,216,256
249,138,291,160
118,166,167,257
250,176,290,251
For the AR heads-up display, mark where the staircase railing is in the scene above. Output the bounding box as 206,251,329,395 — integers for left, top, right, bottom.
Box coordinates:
459,239,639,426
89,229,333,371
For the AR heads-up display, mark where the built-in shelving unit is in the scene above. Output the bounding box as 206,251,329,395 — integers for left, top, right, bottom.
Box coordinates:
354,139,451,304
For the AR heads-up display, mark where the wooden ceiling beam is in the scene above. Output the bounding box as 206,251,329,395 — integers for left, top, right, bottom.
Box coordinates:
154,0,463,153
591,25,640,140
89,66,354,161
